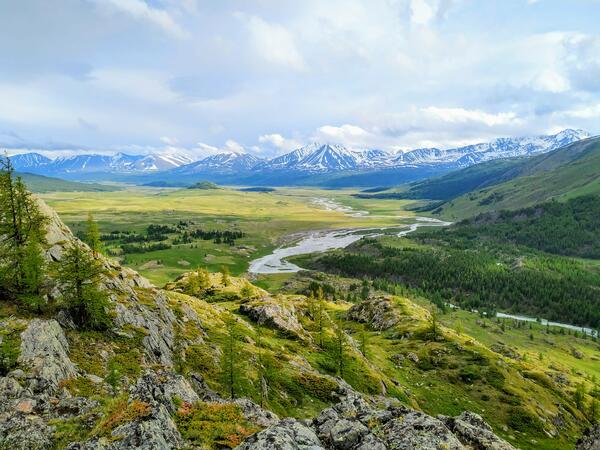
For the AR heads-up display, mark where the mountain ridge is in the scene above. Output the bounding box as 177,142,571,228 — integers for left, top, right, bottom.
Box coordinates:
7,129,590,181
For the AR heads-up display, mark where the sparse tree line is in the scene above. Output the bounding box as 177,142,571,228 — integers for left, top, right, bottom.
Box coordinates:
89,221,245,255
0,156,111,331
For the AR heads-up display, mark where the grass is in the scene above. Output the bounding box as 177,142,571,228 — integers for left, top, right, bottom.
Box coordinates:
40,186,418,285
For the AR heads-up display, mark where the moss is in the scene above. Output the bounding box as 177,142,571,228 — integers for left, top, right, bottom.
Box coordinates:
50,415,94,449
295,372,338,402
62,376,104,398
507,406,545,434
522,370,553,389
92,396,152,437
174,401,260,449
0,329,21,376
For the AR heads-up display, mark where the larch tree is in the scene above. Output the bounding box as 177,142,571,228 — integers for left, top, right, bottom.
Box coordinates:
55,243,111,330
86,212,102,258
0,156,47,299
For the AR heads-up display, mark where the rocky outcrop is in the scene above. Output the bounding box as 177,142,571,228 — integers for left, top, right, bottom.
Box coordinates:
239,297,307,340
236,388,516,450
18,319,77,392
237,418,323,450
114,291,177,366
576,424,600,450
347,297,399,330
442,411,516,450
68,405,183,450
130,369,199,414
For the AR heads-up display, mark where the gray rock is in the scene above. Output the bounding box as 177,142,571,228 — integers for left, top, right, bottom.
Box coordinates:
236,418,325,450
114,291,176,366
347,297,399,330
381,410,465,450
0,414,54,450
443,411,515,449
18,319,77,393
71,405,182,450
329,418,369,449
239,298,307,340
234,398,280,427
576,424,600,450
130,370,199,414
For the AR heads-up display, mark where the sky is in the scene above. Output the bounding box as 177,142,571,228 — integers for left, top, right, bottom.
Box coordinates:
1,0,600,159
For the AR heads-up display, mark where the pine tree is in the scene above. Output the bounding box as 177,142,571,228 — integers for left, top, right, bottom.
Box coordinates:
223,317,239,399
86,213,102,258
0,157,47,295
55,243,111,330
221,265,231,286
430,305,439,340
21,233,46,312
334,318,345,377
256,325,267,407
316,287,326,348
574,382,586,412
359,328,368,359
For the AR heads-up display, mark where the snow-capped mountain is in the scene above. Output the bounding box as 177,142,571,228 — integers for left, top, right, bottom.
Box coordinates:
173,152,262,174
6,129,590,179
257,144,392,172
391,129,590,168
8,151,195,175
8,152,52,171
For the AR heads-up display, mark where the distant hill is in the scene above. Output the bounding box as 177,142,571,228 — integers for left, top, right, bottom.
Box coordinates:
443,195,600,259
17,172,120,193
187,181,221,190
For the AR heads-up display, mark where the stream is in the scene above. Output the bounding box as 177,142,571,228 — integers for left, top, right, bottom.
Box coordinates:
248,197,451,274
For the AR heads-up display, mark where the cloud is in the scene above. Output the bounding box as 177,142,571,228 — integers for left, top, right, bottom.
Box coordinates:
99,0,187,39
420,107,521,127
242,15,306,70
224,139,245,153
258,133,301,152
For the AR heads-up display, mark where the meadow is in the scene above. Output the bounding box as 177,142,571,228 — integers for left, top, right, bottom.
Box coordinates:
40,186,418,285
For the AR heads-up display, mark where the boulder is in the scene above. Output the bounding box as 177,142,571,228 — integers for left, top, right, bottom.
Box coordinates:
18,319,77,393
442,411,515,450
347,297,399,330
381,410,464,450
236,418,324,450
239,298,307,340
0,413,54,450
130,370,199,414
114,291,176,366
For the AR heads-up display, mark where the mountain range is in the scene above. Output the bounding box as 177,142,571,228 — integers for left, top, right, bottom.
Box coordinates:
7,129,590,183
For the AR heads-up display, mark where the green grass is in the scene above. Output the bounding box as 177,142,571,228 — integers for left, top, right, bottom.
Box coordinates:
19,172,121,193
40,186,419,285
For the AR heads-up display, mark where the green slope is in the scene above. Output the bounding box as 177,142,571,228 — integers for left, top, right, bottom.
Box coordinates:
18,172,121,193
434,136,600,219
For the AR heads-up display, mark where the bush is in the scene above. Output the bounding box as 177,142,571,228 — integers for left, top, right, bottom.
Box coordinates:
507,407,544,434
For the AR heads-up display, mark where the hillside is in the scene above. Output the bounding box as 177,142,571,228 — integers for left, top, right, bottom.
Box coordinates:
433,136,600,219
0,198,599,449
450,195,600,259
18,172,120,193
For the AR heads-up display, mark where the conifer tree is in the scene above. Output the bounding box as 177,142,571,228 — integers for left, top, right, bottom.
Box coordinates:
316,287,326,348
359,328,368,359
256,324,267,407
86,213,102,258
21,233,46,312
55,243,111,330
223,317,239,399
221,265,231,286
0,157,47,295
334,318,345,377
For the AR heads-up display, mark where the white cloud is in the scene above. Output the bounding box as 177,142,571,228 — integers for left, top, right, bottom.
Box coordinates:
100,0,187,38
420,107,521,127
532,70,570,93
242,15,306,70
160,136,178,145
224,139,245,153
258,133,300,152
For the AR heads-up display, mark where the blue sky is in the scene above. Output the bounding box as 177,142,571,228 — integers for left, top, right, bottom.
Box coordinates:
1,0,599,158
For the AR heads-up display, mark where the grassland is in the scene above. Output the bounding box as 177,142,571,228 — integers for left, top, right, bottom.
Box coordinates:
40,186,418,285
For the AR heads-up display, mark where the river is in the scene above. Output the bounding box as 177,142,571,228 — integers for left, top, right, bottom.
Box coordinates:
248,197,451,274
